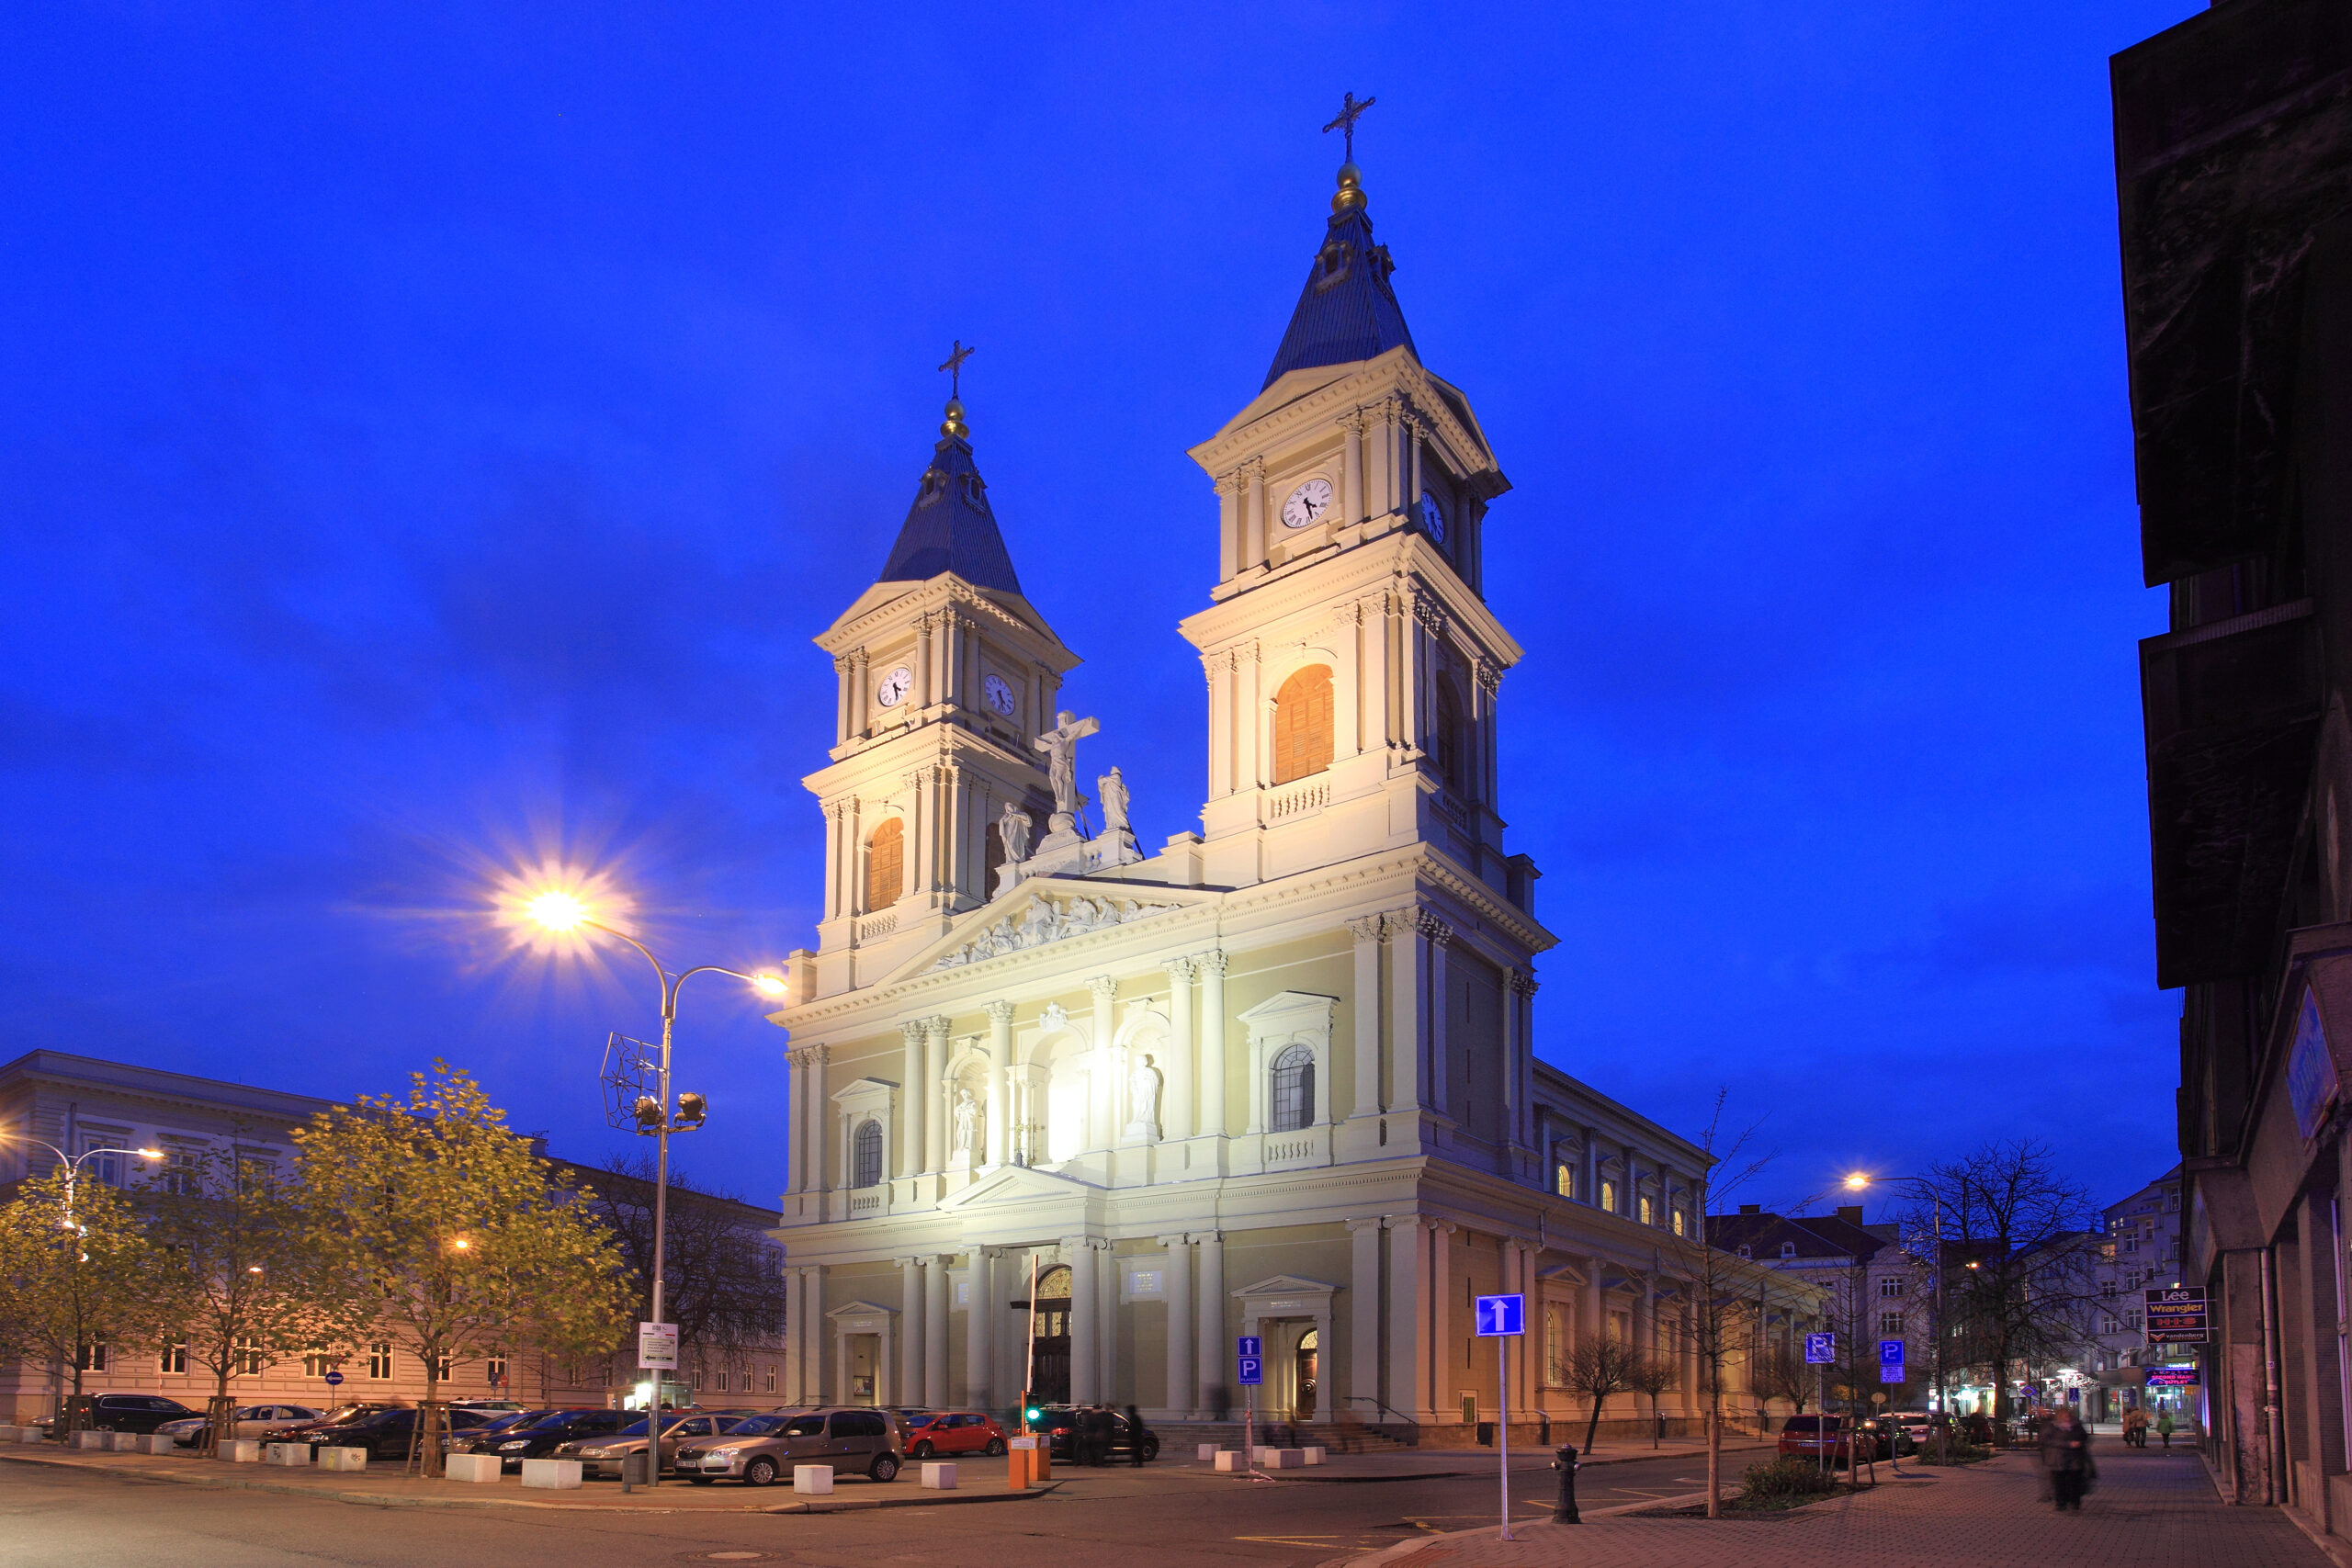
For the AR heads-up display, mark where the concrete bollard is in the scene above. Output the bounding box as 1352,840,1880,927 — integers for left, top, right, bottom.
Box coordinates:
446,1453,501,1483
74,1431,110,1450
1303,1446,1327,1465
317,1446,368,1472
266,1443,311,1466
1214,1450,1246,1472
520,1459,582,1490
792,1463,833,1495
220,1439,262,1463
1007,1438,1035,1488
133,1434,176,1454
19,1427,46,1446
0,1427,17,1443
108,1432,142,1451
1197,1442,1219,1462
921,1461,957,1490
1272,1449,1305,1469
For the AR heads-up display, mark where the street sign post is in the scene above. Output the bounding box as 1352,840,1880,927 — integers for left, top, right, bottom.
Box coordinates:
322,1371,345,1388
1237,1337,1267,1483
1879,1339,1906,1382
1804,1333,1836,1364
638,1321,679,1371
2145,1287,2210,1345
1476,1294,1527,1541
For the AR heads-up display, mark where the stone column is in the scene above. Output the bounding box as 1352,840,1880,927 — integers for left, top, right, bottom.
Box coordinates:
1164,958,1196,1141
1499,969,1528,1151
1095,1239,1118,1399
805,1045,831,1195
1384,911,1422,1111
1069,1236,1100,1406
985,1001,1014,1167
1387,1218,1425,1423
923,1016,950,1171
1088,977,1118,1151
1160,1235,1194,1418
899,1024,926,1179
1194,1232,1226,1418
925,1253,950,1408
1426,922,1453,1119
963,1248,994,1409
1215,471,1241,581
1430,1224,1454,1422
1244,458,1267,572
799,1268,826,1404
1198,952,1228,1137
1583,1257,1605,1348
1347,918,1385,1120
786,1051,808,1194
1348,1218,1384,1422
899,1258,925,1404
914,613,933,709
1342,409,1366,525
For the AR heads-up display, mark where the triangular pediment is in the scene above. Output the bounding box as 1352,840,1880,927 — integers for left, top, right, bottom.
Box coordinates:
879,879,1215,987
825,1298,897,1320
1231,1272,1339,1300
933,1160,1095,1213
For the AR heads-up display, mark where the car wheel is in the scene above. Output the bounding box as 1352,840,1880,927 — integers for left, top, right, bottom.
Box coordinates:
743,1457,778,1487
869,1453,899,1483
910,1440,933,1460
984,1437,1007,1457
1140,1437,1159,1462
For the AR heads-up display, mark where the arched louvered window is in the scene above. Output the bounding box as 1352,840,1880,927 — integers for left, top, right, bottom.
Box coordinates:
1433,674,1466,792
851,1120,883,1190
864,818,903,912
1270,1043,1316,1134
1272,665,1334,785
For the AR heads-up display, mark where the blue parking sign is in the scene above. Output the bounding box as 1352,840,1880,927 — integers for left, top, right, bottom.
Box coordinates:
1804,1333,1835,1365
1475,1293,1526,1337
1237,1355,1263,1386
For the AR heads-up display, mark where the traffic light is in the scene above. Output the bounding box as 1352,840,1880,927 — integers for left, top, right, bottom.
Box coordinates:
1023,1391,1043,1424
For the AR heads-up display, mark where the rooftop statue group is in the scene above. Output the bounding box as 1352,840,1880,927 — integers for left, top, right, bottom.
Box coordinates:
991,709,1141,897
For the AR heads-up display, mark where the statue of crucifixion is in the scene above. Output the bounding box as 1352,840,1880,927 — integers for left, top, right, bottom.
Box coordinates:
1323,91,1375,163
1033,709,1099,834
938,339,976,399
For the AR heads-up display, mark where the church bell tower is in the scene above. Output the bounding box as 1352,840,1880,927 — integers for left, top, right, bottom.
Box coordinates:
804,381,1074,998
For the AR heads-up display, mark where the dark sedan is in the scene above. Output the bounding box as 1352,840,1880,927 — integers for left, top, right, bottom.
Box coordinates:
64,1394,198,1435
1035,1405,1159,1463
470,1408,630,1470
300,1405,496,1461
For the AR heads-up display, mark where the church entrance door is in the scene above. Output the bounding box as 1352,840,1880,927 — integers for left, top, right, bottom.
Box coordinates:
1295,1329,1318,1421
1031,1265,1072,1404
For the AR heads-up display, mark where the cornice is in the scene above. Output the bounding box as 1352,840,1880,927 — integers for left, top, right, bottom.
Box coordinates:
818,577,1080,672
1179,536,1522,670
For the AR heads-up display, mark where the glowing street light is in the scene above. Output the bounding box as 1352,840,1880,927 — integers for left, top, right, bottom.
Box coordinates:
1844,1169,1953,1462
519,886,784,1486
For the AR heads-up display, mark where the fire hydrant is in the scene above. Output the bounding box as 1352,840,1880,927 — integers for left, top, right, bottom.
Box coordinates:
1552,1445,1580,1524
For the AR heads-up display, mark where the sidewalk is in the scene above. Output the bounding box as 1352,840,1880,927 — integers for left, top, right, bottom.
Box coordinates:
1171,1435,1779,1484
1335,1445,2330,1568
0,1441,1045,1514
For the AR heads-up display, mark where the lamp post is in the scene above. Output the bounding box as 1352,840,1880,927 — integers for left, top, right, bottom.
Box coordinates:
1843,1171,1946,1464
2,1136,164,1427
526,891,784,1489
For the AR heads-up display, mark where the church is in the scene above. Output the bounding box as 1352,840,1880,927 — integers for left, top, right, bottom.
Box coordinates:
764,142,1815,1439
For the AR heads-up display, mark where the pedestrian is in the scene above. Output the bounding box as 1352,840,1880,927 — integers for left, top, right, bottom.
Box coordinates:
2041,1405,2095,1511
2156,1409,2176,1450
1125,1405,1148,1467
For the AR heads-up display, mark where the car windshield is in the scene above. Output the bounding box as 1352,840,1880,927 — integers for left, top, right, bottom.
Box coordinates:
515,1411,591,1431
729,1414,825,1438
481,1410,551,1434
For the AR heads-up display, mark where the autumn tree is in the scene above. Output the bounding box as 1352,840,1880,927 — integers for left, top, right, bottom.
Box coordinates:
0,1169,167,1427
143,1140,346,1454
292,1064,633,1474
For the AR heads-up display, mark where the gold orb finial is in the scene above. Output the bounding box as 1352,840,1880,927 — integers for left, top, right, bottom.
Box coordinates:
1332,162,1365,216
941,397,968,441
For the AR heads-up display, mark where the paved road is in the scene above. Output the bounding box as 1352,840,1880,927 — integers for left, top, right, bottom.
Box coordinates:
0,1447,1741,1568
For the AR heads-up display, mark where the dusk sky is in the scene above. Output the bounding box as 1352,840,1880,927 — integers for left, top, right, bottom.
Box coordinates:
1,2,2192,1219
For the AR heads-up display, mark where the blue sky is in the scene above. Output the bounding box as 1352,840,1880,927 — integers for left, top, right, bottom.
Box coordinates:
0,1,2193,1216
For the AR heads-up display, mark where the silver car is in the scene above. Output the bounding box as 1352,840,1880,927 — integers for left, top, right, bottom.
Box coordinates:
556,1412,751,1478
155,1404,322,1448
676,1407,902,1486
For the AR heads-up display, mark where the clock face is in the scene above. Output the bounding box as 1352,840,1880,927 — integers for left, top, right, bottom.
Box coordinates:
1419,489,1448,545
1280,477,1335,530
875,665,913,708
982,673,1017,716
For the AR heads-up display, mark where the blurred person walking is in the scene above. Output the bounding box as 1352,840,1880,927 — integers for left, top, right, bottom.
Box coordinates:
2041,1405,2096,1511
2156,1409,2177,1450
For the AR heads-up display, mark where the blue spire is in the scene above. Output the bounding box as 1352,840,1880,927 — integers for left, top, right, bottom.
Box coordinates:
875,400,1023,595
1261,164,1418,389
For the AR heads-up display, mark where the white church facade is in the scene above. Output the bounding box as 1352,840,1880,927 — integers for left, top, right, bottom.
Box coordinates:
765,155,1818,1437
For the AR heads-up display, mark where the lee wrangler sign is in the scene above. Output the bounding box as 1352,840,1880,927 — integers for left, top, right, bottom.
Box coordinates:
2144,1287,2210,1346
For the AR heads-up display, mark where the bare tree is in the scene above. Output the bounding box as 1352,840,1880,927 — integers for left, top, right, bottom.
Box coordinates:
1752,1343,1813,1415
1625,1354,1679,1447
1564,1335,1643,1455
1897,1140,2098,1434
583,1154,785,1389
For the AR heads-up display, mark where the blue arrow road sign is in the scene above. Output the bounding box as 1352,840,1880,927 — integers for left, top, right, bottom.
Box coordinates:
322,1371,345,1387
1238,1356,1263,1386
1804,1333,1836,1365
1237,1336,1261,1359
1475,1293,1526,1337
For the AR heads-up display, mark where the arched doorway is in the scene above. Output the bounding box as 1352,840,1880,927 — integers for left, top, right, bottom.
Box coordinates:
1030,1265,1072,1404
1295,1329,1318,1421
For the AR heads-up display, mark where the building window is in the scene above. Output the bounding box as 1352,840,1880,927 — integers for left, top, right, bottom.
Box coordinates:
2102,1280,2117,1297
1780,1242,1796,1258
716,1369,729,1393
1432,674,1466,792
77,1343,108,1372
234,1338,266,1376
367,1343,393,1380
1880,1278,1903,1298
1554,1163,1576,1199
1599,1179,1617,1213
434,1353,454,1380
303,1351,333,1377
2127,1311,2143,1330
1270,1043,1316,1134
1737,1245,1751,1258
159,1150,201,1196
1878,1313,1903,1336
1544,1303,1573,1386
1637,1194,1655,1226
1671,1209,1687,1237
487,1357,508,1387
1271,665,1335,784
766,1366,778,1393
851,1119,884,1189
864,819,904,913
160,1342,187,1375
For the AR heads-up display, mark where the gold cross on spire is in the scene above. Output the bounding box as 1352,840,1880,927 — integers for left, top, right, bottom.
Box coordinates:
938,339,976,399
1323,92,1375,163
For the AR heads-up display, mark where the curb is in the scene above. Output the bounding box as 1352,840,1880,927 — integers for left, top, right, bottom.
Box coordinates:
1181,1439,1782,1485
0,1447,1051,1515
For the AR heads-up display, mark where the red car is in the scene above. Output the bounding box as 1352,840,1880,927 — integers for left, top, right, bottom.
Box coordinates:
895,1410,1009,1459
1778,1415,1887,1462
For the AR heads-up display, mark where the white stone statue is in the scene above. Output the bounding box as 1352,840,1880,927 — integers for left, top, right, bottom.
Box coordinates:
1099,766,1131,835
1032,710,1099,834
1128,1054,1161,1131
996,800,1032,864
951,1087,980,1156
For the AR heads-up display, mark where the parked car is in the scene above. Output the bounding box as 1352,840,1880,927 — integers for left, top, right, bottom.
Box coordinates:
155,1404,323,1448
59,1394,198,1435
300,1405,498,1461
1778,1414,1879,1462
471,1407,630,1470
1034,1404,1159,1462
901,1410,1009,1460
675,1407,902,1486
447,1408,554,1454
451,1399,526,1414
556,1412,752,1478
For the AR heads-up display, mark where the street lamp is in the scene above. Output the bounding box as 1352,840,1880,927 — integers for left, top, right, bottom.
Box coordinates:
1,1135,164,1256
525,889,784,1488
1844,1171,1951,1463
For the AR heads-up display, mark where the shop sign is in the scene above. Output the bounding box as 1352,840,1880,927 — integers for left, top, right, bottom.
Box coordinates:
2147,1368,2199,1388
2145,1286,2210,1345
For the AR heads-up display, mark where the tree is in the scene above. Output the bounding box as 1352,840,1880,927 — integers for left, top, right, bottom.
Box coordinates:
1752,1343,1813,1415
1564,1335,1642,1455
582,1153,785,1388
1897,1140,2098,1435
1625,1353,1679,1448
0,1169,166,1426
143,1141,346,1455
292,1064,634,1474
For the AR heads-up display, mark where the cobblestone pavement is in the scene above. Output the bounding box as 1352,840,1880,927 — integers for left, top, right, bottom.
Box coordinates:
1340,1446,2332,1568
